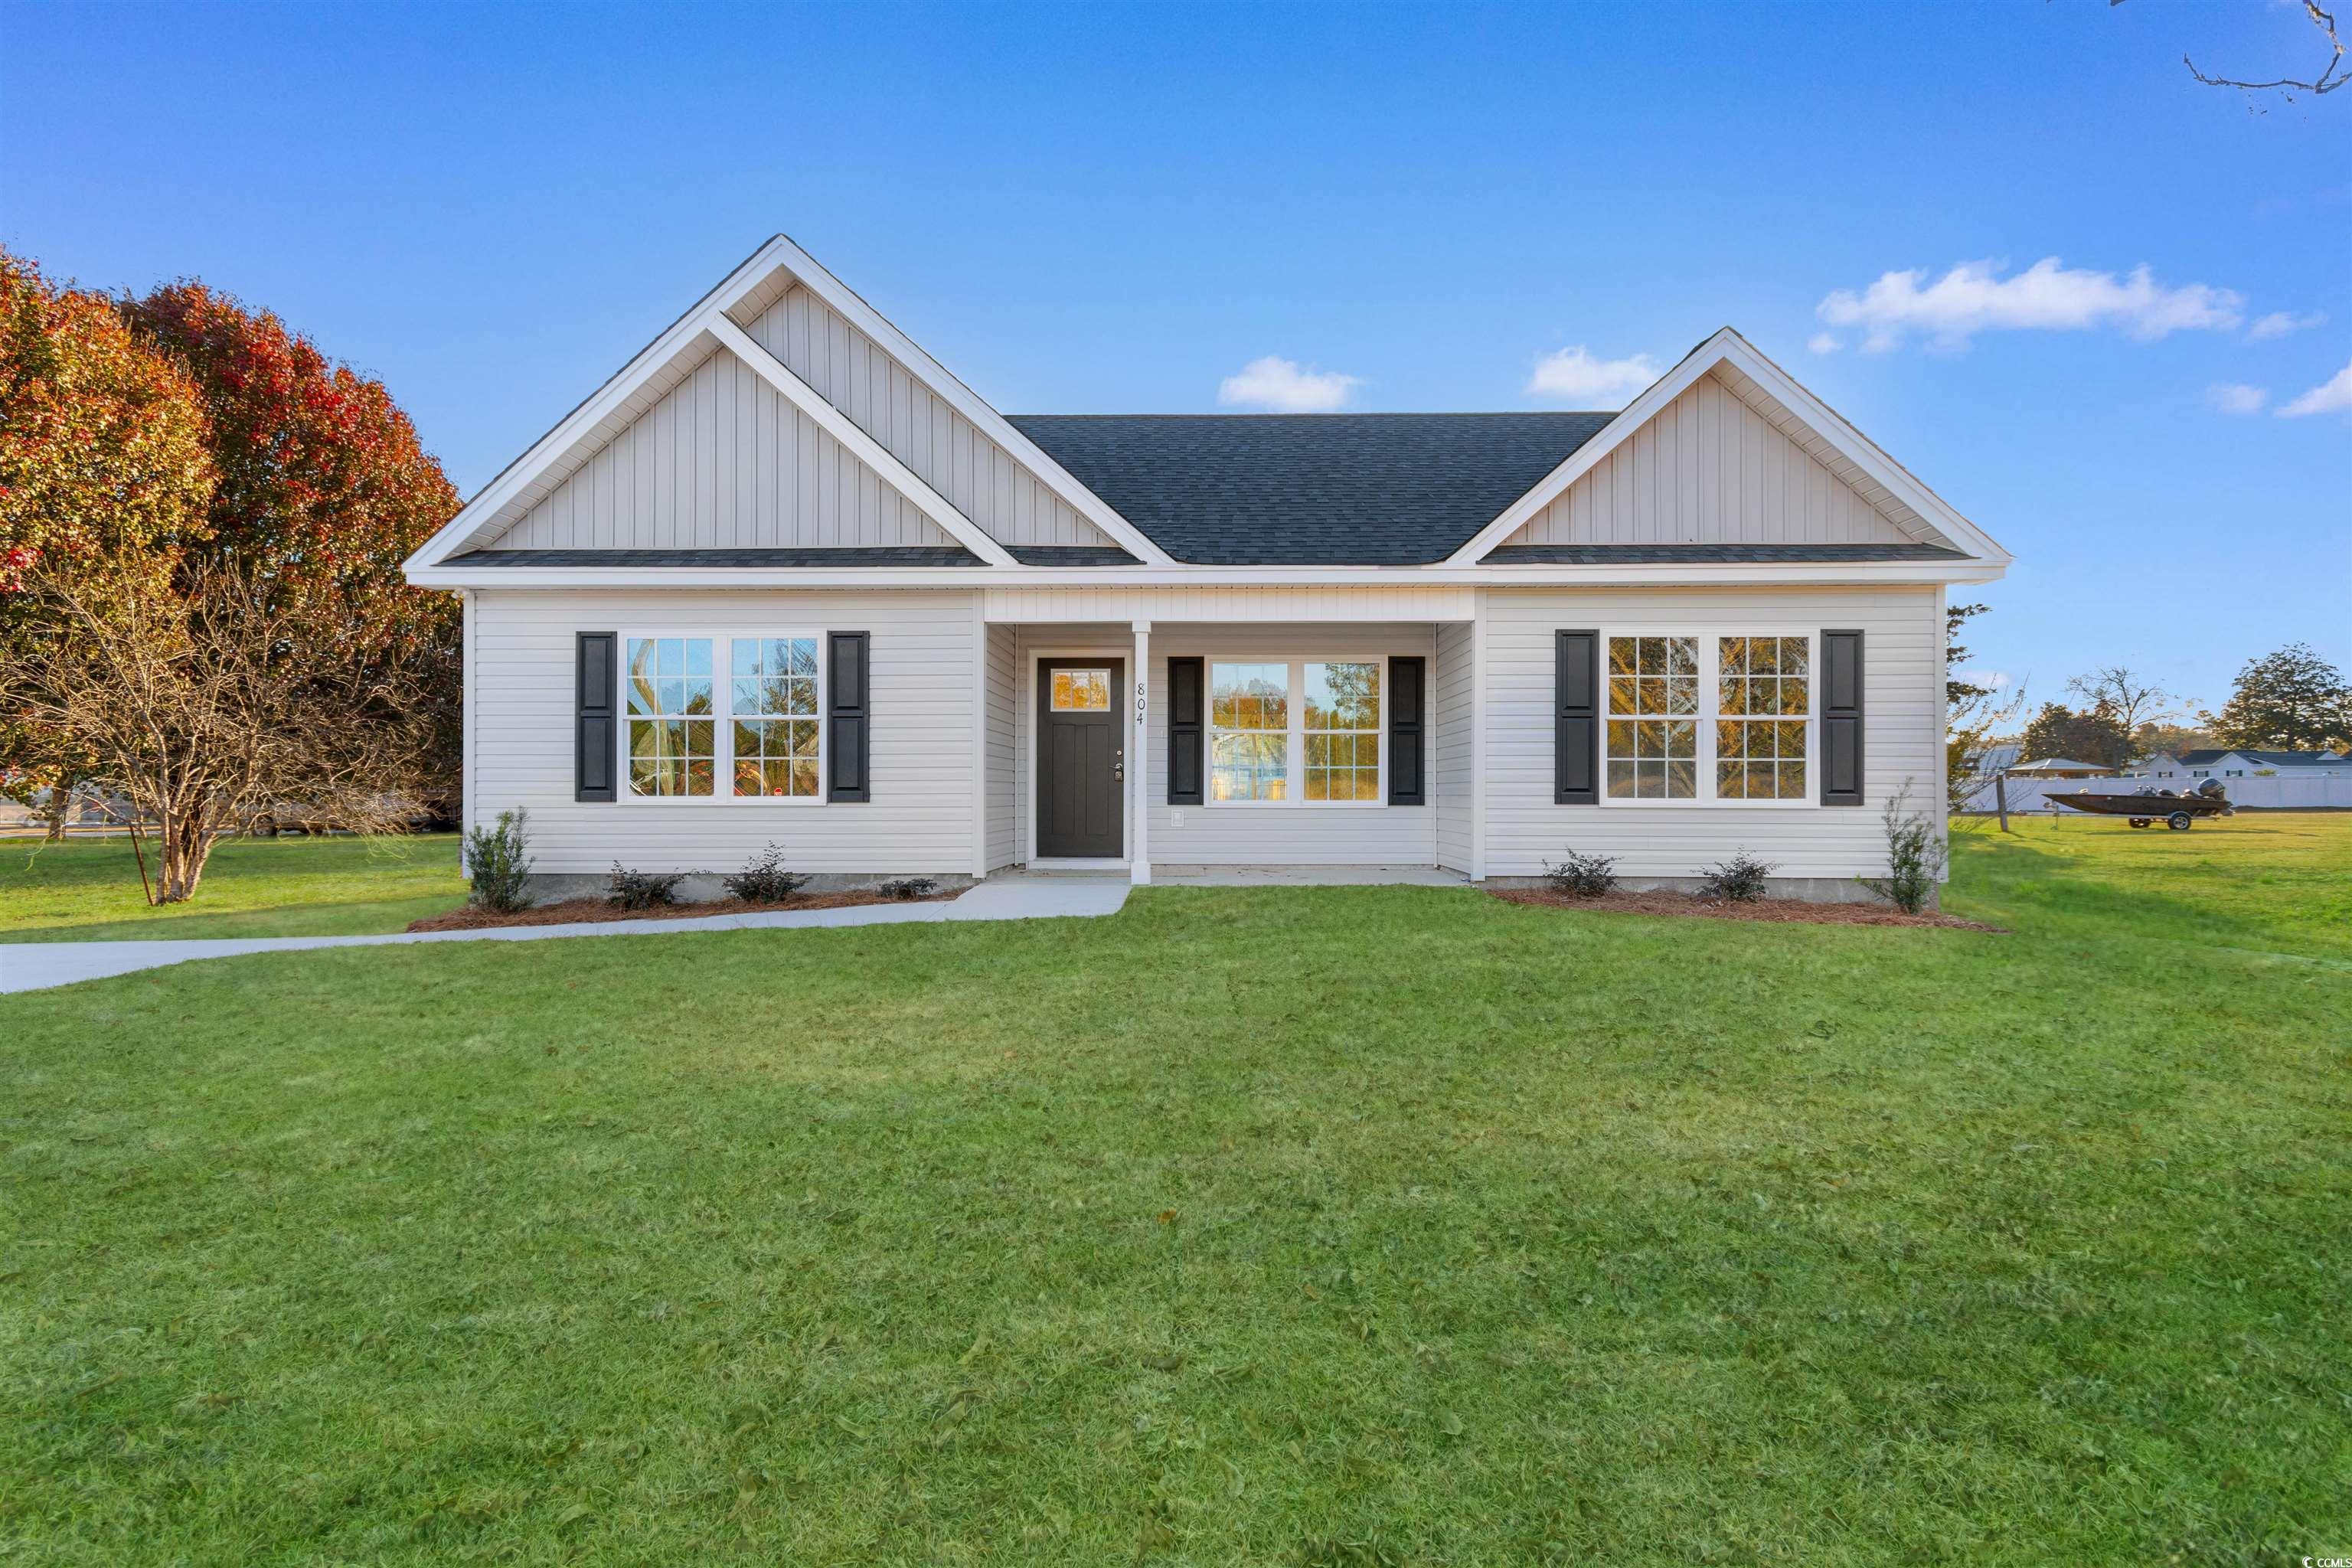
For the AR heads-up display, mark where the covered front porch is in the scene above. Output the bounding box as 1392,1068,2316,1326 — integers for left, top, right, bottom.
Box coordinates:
978,588,1481,885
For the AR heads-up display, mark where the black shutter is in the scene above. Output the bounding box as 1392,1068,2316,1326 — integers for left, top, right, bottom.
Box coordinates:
576,632,618,802
1167,656,1204,805
1387,655,1426,805
1821,629,1864,806
828,631,870,803
1554,629,1599,805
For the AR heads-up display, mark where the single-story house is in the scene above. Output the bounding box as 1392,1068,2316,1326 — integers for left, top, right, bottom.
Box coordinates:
2129,749,2351,782
402,236,2011,899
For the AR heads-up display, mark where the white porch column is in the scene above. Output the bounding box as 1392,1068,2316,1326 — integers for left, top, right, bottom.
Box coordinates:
1130,619,1152,885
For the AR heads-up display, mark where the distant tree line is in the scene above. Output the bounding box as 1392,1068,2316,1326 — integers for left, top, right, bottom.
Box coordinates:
0,247,460,902
2011,643,2352,772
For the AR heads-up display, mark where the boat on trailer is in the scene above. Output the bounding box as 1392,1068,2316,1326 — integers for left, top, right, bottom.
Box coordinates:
2050,782,2234,830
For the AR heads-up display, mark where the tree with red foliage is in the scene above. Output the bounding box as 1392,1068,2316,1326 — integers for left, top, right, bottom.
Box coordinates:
120,280,465,811
0,248,214,835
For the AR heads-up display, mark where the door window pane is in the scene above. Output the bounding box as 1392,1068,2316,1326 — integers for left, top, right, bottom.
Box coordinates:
1050,668,1112,711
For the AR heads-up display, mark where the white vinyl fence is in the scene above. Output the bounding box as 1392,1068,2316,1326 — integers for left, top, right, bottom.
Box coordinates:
1960,773,2352,815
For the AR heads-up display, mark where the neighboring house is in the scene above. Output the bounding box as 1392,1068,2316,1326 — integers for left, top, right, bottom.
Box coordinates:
403,235,2011,897
2128,749,2352,782
2005,757,2114,779
1964,741,2021,778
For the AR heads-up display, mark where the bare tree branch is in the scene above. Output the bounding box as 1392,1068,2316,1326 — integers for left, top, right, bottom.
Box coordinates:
2184,2,2347,100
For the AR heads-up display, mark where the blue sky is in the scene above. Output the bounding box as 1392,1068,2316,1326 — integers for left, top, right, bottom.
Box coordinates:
8,1,2347,714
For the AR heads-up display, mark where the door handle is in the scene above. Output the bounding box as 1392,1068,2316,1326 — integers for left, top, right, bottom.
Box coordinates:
1113,748,1125,783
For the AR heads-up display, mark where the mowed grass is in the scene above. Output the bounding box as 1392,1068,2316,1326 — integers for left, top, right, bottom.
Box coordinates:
2,820,2347,1564
0,833,464,942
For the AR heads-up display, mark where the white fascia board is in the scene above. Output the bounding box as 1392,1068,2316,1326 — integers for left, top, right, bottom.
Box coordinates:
749,234,1178,567
1444,327,2011,567
410,559,2006,591
704,316,1016,567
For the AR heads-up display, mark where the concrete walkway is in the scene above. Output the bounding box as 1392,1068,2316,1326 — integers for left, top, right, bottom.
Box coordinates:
0,877,1132,997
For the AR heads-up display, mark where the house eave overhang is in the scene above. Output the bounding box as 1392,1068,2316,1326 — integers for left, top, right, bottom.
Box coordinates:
410,559,2007,592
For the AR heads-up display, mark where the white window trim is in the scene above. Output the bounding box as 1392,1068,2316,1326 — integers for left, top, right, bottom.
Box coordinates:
1203,654,1389,809
617,629,828,806
1597,626,1818,810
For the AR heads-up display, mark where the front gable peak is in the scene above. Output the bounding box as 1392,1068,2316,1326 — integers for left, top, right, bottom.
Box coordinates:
1450,328,2009,567
406,235,1174,573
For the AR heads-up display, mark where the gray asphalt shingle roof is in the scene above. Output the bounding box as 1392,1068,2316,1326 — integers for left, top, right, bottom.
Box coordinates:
1009,412,1616,565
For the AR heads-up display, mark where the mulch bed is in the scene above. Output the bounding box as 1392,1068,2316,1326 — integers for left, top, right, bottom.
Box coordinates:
1488,887,2004,931
407,887,957,933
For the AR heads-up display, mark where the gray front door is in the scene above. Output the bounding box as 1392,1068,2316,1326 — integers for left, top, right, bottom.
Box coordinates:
1037,659,1124,859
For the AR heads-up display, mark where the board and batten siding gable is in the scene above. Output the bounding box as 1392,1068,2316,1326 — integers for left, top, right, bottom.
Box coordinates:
468,589,982,875
488,348,962,551
1501,371,1926,550
743,286,1119,550
1481,586,1940,879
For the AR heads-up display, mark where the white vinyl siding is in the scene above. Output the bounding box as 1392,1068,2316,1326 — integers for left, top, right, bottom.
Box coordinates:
1504,371,1919,549
469,589,980,875
1483,586,1941,879
1434,621,1475,873
491,348,962,551
983,622,1017,871
744,286,1118,550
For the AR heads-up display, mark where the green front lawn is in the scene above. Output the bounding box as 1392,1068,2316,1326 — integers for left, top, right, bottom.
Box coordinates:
2,818,2346,1563
0,832,464,942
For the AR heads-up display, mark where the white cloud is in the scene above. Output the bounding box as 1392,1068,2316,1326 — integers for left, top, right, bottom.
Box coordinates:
2207,383,2269,414
2249,309,2326,340
1806,332,1842,355
1525,345,1661,408
2277,360,2352,418
1216,355,1361,413
1816,257,2244,351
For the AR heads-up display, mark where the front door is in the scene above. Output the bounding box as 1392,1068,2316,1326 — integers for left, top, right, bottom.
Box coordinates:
1037,658,1125,859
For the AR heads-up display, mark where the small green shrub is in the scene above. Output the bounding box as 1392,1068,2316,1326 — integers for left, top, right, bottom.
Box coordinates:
1862,783,1947,914
462,809,534,913
723,843,809,904
606,863,684,910
876,877,939,901
1543,848,1619,897
1700,850,1776,903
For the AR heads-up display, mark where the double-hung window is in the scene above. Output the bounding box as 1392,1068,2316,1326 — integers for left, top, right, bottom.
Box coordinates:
731,637,822,798
1602,632,1813,805
1207,658,1383,805
626,638,717,798
1210,662,1290,802
623,633,823,802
